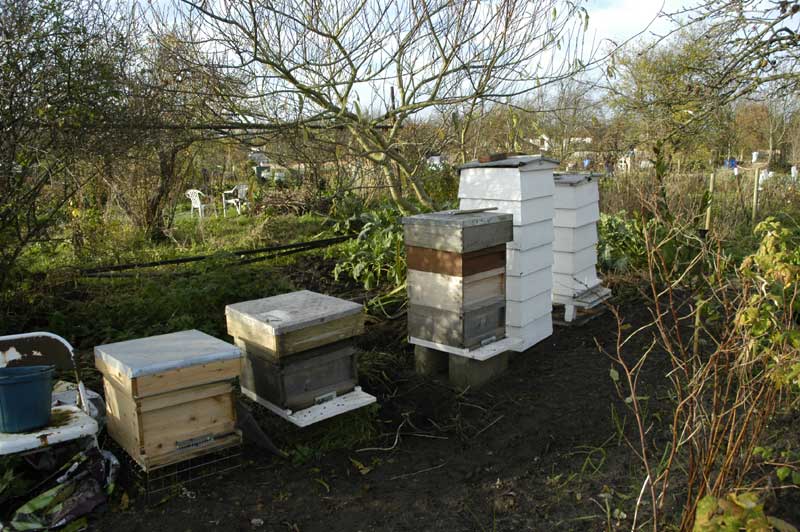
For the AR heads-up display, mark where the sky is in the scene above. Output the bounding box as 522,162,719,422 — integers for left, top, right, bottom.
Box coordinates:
585,0,687,48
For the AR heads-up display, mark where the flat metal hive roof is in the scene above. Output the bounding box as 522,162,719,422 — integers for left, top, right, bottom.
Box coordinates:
402,210,513,227
94,329,240,378
225,290,363,336
458,155,561,171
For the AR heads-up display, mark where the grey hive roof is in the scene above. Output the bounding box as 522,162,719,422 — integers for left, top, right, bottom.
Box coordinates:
458,155,560,172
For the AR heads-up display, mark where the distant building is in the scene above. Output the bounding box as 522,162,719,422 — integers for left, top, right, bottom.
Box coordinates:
427,154,445,169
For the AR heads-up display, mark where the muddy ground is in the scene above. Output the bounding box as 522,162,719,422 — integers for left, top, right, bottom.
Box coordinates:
82,293,798,532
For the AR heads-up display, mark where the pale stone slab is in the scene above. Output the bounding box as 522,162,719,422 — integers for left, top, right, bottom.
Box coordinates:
414,345,449,376
448,351,509,389
95,329,240,378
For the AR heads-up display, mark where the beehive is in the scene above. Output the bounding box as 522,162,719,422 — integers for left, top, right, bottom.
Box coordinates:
225,291,365,411
459,155,559,351
552,174,610,321
94,330,241,471
403,211,513,351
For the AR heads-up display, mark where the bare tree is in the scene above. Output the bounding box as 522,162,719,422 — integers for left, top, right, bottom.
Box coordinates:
170,0,592,210
666,0,800,102
0,0,132,287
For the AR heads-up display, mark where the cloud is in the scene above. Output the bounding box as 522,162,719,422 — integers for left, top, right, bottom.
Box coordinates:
585,0,685,47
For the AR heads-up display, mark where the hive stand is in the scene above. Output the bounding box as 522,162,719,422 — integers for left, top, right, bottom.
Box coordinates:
458,155,560,352
552,174,611,323
225,290,376,427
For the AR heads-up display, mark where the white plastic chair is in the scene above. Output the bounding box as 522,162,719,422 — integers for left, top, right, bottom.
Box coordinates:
186,189,208,218
222,184,249,216
0,332,99,456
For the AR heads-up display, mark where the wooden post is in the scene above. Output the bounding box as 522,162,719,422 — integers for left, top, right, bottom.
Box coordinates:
751,167,760,225
704,172,715,232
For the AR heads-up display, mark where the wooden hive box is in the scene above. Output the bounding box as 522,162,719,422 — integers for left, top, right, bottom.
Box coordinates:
225,290,364,359
226,291,364,412
94,330,241,472
403,210,513,350
235,338,358,411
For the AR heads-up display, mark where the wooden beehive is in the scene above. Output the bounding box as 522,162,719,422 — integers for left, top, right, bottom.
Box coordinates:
226,291,365,411
403,210,513,350
225,290,364,358
94,330,241,471
235,338,358,411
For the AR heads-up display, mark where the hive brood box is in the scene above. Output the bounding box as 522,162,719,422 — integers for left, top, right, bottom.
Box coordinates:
226,291,365,411
403,210,513,350
235,338,358,411
94,330,241,471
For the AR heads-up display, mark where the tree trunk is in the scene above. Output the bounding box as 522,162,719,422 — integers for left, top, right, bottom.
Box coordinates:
143,148,180,240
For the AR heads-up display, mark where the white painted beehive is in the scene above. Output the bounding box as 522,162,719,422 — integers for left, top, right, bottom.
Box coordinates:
506,267,551,302
458,155,559,352
506,244,552,277
552,174,610,319
553,245,597,275
459,197,553,226
459,158,556,201
553,267,601,298
506,290,551,328
553,224,598,253
507,219,553,251
553,202,600,228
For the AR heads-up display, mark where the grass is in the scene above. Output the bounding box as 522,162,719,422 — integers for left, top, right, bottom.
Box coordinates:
2,211,332,349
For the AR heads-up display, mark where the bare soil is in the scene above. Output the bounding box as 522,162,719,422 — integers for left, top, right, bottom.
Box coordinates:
85,298,676,531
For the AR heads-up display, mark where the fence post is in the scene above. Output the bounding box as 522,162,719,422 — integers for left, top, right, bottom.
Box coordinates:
704,172,715,232
751,167,760,225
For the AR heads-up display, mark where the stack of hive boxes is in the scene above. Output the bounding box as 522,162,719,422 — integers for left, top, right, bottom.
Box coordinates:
552,174,610,322
225,291,371,418
458,155,560,351
95,330,242,471
403,210,513,354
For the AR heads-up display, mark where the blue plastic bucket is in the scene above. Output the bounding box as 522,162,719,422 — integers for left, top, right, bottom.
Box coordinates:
0,365,54,433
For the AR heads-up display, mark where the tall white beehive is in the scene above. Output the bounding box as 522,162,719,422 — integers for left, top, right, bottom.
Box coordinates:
552,174,610,321
458,155,559,352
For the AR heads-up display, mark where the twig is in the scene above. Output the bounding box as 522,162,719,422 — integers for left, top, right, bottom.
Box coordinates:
356,419,406,453
390,462,447,481
631,474,650,532
471,415,504,440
